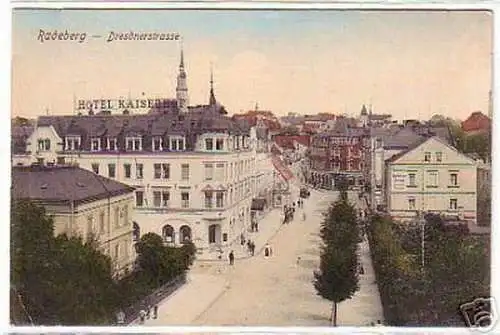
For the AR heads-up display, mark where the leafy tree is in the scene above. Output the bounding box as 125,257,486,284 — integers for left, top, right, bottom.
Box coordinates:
314,195,359,326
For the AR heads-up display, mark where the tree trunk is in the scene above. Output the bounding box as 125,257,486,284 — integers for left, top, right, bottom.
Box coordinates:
330,302,338,326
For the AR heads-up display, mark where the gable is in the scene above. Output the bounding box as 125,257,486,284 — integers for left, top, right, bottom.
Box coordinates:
389,137,476,166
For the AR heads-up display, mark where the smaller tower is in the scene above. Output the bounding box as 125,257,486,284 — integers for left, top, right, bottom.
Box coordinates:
176,43,189,113
209,64,217,106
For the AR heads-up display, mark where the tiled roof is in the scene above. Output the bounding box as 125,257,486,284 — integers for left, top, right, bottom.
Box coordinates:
384,136,430,163
271,155,294,181
20,107,249,153
461,111,491,132
12,165,135,205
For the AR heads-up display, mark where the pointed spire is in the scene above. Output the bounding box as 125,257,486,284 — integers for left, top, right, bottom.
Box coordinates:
180,40,185,69
209,63,216,106
361,104,368,115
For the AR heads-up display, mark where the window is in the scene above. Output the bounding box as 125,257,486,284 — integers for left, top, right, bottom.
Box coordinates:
449,198,458,210
408,198,416,210
435,152,442,162
136,163,143,179
205,192,213,208
91,163,99,174
449,173,458,186
216,192,224,208
426,171,438,187
181,192,190,208
408,173,416,187
91,138,100,151
126,136,142,151
37,138,51,151
99,211,105,234
216,139,224,150
181,164,189,181
205,163,214,180
153,191,170,207
170,137,185,151
424,152,431,162
154,163,170,179
205,138,214,150
215,163,225,181
153,137,163,151
65,136,81,151
124,164,131,178
108,164,116,178
136,191,144,207
87,215,94,240
114,207,120,228
123,205,128,227
107,138,117,151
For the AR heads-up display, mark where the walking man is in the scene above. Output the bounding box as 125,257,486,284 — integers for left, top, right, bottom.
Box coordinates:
229,250,235,265
153,305,158,319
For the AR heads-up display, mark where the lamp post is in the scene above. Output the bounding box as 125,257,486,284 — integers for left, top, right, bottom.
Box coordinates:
416,210,426,273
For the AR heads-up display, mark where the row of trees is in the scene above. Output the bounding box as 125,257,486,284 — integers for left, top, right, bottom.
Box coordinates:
367,213,490,326
11,200,196,325
313,189,360,326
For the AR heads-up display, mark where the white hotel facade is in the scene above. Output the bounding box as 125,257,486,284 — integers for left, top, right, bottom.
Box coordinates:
12,50,280,258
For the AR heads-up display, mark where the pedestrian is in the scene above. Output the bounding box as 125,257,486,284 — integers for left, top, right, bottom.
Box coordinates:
116,310,125,325
146,305,151,319
250,242,255,256
255,222,259,232
139,309,146,324
264,244,270,258
240,233,245,245
153,305,158,319
247,240,251,253
229,250,235,265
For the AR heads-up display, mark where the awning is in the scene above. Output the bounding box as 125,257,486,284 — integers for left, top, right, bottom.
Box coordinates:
271,155,295,181
251,198,267,211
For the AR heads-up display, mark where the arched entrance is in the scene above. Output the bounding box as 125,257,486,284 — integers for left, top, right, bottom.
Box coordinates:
162,224,175,244
132,222,140,242
208,224,221,244
179,225,192,244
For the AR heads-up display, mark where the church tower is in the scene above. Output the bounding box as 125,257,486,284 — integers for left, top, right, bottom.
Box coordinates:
176,45,189,113
209,65,217,106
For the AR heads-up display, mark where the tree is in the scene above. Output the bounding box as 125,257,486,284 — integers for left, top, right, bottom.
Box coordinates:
11,200,119,325
314,195,359,326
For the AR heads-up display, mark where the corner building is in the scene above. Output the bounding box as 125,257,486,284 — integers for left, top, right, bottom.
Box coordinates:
12,49,263,259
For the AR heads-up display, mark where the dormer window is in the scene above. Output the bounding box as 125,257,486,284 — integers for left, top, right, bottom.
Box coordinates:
37,139,51,152
152,137,163,151
205,138,214,151
107,138,118,151
91,137,100,152
216,138,224,150
170,136,185,151
65,136,81,151
424,152,431,162
126,136,142,151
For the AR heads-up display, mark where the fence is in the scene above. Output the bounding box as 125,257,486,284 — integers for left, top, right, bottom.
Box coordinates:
113,273,187,325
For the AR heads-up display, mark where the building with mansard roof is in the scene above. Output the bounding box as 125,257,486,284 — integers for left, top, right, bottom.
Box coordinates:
11,49,280,260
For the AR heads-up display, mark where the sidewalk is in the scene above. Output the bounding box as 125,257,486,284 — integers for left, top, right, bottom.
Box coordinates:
131,273,230,326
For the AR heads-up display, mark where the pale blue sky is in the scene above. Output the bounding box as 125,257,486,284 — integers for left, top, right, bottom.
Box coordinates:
12,9,493,120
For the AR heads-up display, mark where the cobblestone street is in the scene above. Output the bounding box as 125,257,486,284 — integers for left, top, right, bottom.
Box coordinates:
139,188,383,326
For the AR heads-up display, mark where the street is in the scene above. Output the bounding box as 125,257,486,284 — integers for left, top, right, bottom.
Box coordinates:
141,188,383,326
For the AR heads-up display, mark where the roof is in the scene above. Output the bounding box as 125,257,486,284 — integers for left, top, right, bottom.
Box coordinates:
461,111,491,132
271,155,294,181
385,135,475,165
12,165,135,205
273,135,311,149
14,108,250,154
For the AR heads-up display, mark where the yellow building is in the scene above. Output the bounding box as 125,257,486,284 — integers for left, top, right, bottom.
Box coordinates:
12,165,136,277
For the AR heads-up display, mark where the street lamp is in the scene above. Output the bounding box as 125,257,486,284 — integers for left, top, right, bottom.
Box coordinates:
416,210,426,273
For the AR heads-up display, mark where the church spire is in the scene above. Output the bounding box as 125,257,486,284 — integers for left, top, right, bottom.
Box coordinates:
176,42,189,113
209,63,217,106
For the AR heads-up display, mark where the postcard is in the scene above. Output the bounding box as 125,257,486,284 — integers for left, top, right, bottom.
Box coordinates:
10,7,493,330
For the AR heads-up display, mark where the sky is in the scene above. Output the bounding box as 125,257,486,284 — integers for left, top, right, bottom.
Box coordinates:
11,9,493,120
